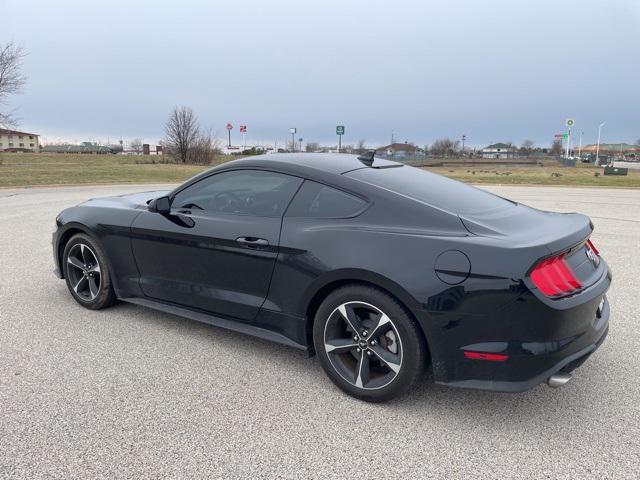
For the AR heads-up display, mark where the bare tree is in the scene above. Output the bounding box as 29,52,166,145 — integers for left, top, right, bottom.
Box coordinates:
130,138,143,154
356,139,367,154
550,139,562,155
188,128,222,165
164,106,199,163
429,138,460,157
0,42,27,128
520,139,535,156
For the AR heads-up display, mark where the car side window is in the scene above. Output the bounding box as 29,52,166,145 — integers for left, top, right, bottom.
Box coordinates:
286,180,367,218
172,170,303,217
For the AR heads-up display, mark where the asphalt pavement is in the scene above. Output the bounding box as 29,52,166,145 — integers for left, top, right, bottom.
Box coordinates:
1,184,639,479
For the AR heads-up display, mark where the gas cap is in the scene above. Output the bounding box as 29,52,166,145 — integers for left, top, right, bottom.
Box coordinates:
434,250,471,285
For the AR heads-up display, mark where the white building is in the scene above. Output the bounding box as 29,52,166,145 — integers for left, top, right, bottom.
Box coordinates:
0,128,40,152
482,143,517,159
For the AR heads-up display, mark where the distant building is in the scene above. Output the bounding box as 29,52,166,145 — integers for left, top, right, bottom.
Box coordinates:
41,142,115,154
482,143,517,159
580,143,640,159
375,143,424,159
0,128,40,152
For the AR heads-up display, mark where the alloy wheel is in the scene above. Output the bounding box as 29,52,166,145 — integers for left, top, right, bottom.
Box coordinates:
66,243,102,301
324,301,403,390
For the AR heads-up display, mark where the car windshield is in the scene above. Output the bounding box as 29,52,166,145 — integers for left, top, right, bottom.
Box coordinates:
346,165,515,215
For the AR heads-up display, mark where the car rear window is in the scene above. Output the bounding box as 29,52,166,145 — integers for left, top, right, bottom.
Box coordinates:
346,165,515,214
286,181,367,218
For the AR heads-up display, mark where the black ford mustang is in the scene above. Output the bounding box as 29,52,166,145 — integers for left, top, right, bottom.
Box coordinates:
53,153,611,401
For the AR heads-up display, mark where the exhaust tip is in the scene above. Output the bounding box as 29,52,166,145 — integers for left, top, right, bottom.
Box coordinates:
547,372,572,388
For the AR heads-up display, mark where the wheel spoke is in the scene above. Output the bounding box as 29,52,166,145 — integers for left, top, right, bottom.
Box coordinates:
371,345,401,373
67,255,84,271
80,244,93,266
73,276,88,294
88,276,100,298
338,303,361,333
325,338,358,354
368,312,393,340
354,351,370,388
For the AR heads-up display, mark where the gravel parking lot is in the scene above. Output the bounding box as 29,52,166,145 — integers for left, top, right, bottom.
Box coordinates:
1,184,639,479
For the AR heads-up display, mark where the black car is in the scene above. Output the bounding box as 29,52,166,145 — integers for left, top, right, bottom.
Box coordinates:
53,154,611,402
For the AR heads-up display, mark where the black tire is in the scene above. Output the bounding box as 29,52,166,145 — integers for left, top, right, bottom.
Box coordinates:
62,233,117,310
313,284,427,402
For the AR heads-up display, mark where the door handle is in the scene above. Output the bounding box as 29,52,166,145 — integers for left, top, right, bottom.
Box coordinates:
236,237,269,249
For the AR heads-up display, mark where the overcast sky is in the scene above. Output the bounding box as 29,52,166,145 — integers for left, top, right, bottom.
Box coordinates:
3,0,639,148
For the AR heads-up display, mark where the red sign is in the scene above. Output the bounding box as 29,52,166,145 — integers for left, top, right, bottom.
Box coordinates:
239,125,247,133
226,123,233,130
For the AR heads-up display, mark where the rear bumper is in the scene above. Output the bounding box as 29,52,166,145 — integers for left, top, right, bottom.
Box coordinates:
439,317,608,393
418,262,611,393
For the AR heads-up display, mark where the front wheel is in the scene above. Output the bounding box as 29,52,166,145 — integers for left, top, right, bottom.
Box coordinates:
62,233,116,310
313,285,427,402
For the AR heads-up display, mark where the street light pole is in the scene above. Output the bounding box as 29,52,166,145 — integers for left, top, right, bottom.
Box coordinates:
595,122,605,166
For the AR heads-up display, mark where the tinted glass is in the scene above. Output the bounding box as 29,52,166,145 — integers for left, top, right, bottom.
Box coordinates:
173,170,302,217
346,165,514,214
286,181,367,218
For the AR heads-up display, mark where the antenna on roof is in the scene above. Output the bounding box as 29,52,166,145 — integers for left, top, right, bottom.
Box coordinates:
357,150,375,166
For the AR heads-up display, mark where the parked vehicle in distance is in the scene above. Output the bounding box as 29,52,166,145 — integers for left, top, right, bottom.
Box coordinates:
53,153,611,402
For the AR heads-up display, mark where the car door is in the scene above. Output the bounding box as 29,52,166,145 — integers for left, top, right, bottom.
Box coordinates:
130,169,303,321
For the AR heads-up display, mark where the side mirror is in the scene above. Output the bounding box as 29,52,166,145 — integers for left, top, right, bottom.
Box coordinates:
149,195,171,214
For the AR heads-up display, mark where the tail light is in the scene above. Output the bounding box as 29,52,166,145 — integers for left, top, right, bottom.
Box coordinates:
464,351,509,361
530,254,582,297
587,239,599,256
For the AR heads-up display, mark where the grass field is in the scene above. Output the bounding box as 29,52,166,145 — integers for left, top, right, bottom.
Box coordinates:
0,153,216,187
425,163,640,187
1,152,640,188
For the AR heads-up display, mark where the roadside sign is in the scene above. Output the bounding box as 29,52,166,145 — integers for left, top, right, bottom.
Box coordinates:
289,128,296,134
566,118,575,127
226,123,233,147
239,125,247,133
554,133,569,139
336,125,345,135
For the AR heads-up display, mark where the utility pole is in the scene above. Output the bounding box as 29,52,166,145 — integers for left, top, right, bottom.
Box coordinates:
595,122,605,166
565,128,571,159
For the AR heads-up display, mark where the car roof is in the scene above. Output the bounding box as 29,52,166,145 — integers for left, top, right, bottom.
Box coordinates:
173,153,403,196
228,153,401,174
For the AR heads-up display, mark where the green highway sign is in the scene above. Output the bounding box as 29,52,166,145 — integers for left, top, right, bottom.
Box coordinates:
336,125,345,135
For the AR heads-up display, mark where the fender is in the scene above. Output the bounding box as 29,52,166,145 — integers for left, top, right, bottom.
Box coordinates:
54,221,130,296
300,267,422,318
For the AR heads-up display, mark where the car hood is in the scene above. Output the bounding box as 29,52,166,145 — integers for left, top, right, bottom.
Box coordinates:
80,190,171,210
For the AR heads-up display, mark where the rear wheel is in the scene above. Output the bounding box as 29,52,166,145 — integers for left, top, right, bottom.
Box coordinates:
62,233,116,310
313,285,426,402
